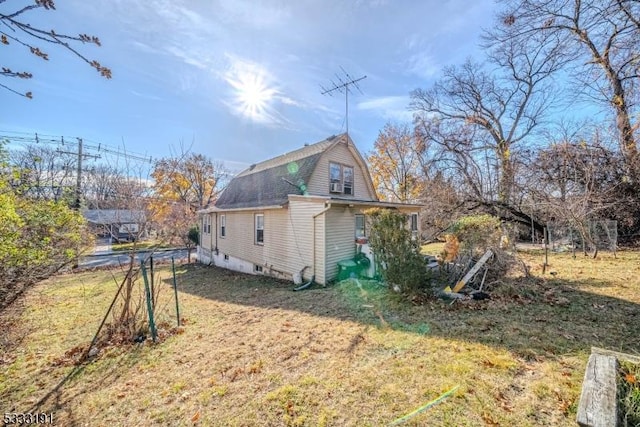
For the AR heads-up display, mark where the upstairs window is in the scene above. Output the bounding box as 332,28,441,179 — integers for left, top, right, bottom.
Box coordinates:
220,214,226,238
329,162,342,193
343,166,353,195
329,162,354,196
255,214,264,245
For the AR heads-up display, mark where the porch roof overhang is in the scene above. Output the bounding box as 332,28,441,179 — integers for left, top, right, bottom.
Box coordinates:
323,197,423,210
198,204,287,214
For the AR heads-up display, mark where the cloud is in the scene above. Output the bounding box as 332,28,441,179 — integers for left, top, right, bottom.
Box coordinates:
403,49,441,80
130,90,162,101
357,95,414,121
217,0,291,29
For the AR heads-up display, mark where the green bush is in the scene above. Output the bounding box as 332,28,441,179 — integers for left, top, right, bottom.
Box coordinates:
449,214,503,254
187,226,199,246
366,208,428,293
1,174,91,308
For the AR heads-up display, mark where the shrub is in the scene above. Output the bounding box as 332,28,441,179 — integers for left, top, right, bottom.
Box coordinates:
365,208,428,293
188,226,199,246
448,214,515,281
1,150,91,308
449,214,503,255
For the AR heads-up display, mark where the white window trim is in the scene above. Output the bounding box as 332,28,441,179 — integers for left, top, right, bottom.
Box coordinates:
255,213,264,245
329,162,354,196
355,214,366,238
220,214,226,238
410,213,419,238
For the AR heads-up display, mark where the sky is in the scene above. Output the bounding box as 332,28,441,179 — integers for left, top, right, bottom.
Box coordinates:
1,0,497,174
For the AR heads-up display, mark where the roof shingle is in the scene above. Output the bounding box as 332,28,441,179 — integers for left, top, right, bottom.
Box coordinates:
215,134,345,209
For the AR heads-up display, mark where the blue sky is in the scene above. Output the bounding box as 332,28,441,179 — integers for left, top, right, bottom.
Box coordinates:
1,0,496,173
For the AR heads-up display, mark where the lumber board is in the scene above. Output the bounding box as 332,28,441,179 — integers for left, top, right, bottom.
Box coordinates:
576,353,618,427
452,250,492,292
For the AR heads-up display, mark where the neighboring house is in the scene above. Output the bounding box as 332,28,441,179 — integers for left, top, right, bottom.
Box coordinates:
83,209,146,243
198,133,422,284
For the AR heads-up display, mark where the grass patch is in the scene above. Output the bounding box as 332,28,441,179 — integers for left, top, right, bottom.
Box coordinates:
619,360,640,426
1,250,639,425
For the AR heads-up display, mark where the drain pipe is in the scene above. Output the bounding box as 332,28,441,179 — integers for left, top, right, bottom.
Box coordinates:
293,266,314,291
312,202,332,282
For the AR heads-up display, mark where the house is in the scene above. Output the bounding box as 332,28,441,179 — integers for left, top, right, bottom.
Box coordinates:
83,209,147,243
197,133,422,284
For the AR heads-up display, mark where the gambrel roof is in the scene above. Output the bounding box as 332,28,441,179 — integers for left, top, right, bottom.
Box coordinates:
215,134,348,209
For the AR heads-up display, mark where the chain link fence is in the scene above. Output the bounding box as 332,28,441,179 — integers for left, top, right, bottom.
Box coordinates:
547,220,618,252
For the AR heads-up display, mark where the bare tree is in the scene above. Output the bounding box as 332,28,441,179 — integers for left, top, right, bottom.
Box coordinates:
411,25,565,204
491,0,640,177
9,144,76,201
526,126,624,255
1,0,111,98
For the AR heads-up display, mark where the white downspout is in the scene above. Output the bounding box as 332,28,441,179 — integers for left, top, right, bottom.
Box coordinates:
312,203,332,281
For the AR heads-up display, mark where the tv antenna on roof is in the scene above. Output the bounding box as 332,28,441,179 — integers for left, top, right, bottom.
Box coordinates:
321,67,366,136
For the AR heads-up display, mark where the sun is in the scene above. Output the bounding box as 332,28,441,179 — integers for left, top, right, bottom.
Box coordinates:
227,71,276,122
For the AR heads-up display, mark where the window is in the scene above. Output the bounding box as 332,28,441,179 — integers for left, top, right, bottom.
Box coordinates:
329,162,342,192
224,254,229,262
355,214,366,238
254,265,263,272
343,166,353,195
255,214,264,245
203,215,210,234
329,162,354,195
410,213,418,238
220,214,226,238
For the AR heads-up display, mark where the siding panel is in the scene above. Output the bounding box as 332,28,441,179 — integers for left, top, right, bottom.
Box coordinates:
307,142,376,200
216,211,264,266
325,206,357,282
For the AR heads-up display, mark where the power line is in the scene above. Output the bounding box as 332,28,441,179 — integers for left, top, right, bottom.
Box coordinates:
0,130,153,164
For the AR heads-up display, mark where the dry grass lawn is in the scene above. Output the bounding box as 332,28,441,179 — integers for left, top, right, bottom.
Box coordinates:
1,249,639,426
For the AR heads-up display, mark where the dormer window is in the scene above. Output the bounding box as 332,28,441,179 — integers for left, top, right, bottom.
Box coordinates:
343,166,353,195
329,162,354,195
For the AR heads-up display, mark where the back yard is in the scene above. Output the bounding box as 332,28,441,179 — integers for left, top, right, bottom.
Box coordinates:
1,250,639,426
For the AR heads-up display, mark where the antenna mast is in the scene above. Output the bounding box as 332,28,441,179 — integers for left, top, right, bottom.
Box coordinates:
321,67,366,136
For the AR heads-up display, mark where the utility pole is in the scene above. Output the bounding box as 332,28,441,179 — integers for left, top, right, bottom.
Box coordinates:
75,138,83,210
321,67,366,136
57,137,100,210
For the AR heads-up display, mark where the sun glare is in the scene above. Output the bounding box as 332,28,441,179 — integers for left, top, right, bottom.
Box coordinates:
227,71,276,122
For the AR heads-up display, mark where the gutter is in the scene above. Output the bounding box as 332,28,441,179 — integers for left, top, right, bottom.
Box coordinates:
199,204,285,214
312,202,332,281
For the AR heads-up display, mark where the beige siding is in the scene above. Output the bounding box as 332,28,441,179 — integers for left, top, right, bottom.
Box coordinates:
216,211,264,266
213,201,327,282
325,206,358,282
307,142,376,200
263,200,327,282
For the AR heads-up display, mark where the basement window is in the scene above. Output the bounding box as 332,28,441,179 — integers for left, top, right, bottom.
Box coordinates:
224,254,229,262
254,265,263,273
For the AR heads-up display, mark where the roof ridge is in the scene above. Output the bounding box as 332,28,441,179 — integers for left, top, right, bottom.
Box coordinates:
237,133,347,177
